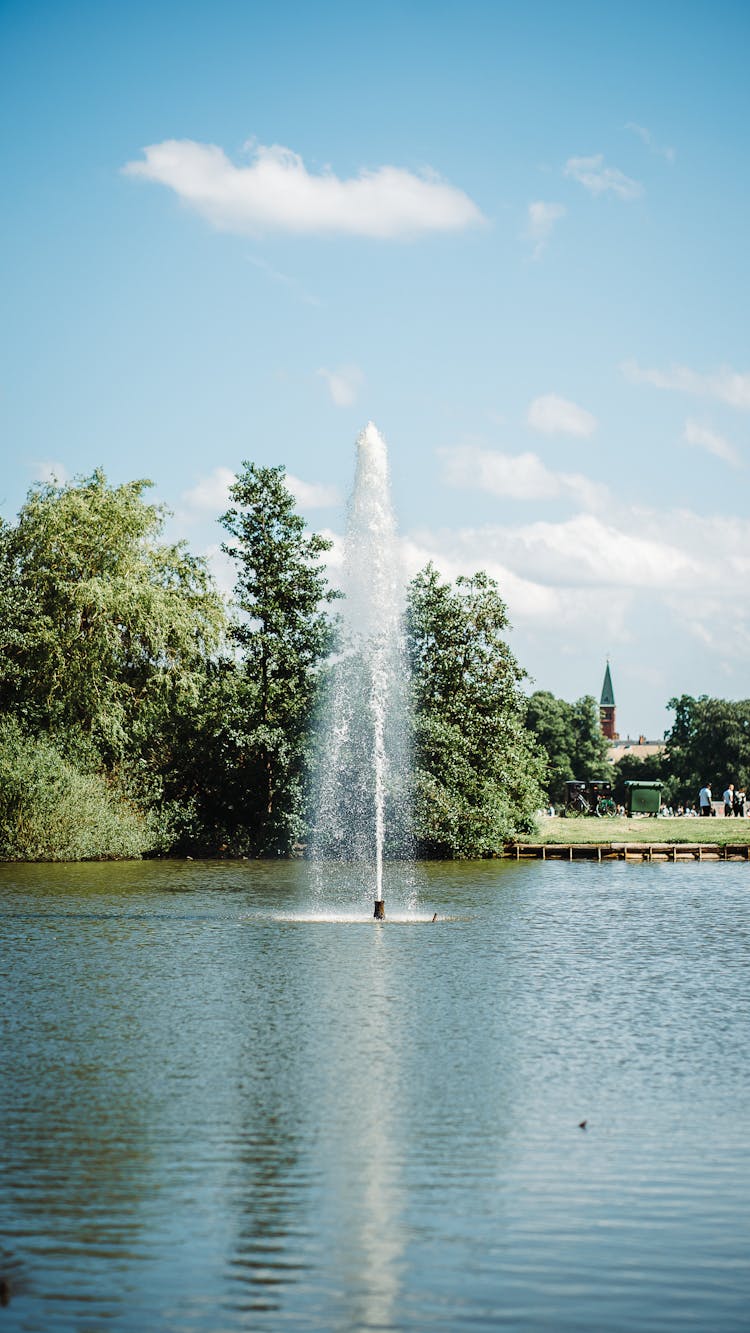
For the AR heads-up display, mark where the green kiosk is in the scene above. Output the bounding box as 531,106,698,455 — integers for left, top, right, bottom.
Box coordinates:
624,780,662,817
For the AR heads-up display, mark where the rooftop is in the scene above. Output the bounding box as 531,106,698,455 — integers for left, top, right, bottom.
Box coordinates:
609,737,666,762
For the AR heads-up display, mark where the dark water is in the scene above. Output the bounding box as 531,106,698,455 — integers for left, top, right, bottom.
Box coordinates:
1,858,749,1331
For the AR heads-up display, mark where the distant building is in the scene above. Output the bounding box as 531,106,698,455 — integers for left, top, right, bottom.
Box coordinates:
609,737,666,763
599,659,667,760
600,661,617,740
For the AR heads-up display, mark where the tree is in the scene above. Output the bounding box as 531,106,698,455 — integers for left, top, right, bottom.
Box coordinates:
525,691,613,805
0,470,226,762
406,565,545,856
611,749,674,807
0,520,43,724
220,463,339,854
665,694,750,803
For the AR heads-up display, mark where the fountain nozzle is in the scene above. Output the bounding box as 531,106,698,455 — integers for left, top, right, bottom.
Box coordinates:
373,900,385,920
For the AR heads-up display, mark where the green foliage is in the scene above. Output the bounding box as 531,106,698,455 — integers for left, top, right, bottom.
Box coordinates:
665,695,750,803
0,463,342,859
145,661,310,857
16,463,724,862
0,719,153,861
612,750,674,806
0,470,226,763
220,463,340,854
525,690,613,804
406,565,544,856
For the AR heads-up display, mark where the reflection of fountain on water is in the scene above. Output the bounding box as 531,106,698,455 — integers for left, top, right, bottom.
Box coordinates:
312,926,407,1325
311,423,412,918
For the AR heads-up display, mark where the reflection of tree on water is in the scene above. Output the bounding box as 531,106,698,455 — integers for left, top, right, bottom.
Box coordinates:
0,1245,29,1308
0,911,156,1323
224,1119,308,1316
222,929,315,1318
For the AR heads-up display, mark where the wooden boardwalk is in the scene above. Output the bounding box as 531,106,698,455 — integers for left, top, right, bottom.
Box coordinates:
504,843,750,862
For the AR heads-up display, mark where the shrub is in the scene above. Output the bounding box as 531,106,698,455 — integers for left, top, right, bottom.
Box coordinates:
0,719,153,861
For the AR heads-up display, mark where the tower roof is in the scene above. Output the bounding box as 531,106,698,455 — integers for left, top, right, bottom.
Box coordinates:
600,661,615,707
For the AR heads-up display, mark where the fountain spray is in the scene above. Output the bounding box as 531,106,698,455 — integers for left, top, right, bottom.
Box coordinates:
312,424,411,918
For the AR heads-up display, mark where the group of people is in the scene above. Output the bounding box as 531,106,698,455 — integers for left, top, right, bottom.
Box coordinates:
698,783,747,817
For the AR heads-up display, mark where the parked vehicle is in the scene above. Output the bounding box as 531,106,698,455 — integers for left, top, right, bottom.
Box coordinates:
563,779,617,817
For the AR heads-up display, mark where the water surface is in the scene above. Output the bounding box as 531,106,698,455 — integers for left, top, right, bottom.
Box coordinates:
1,859,748,1330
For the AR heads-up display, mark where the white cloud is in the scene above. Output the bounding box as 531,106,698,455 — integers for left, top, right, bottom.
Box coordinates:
400,530,567,621
622,359,750,410
32,460,70,485
180,466,235,515
527,393,597,438
178,464,339,526
399,504,750,735
493,514,699,589
401,506,750,638
200,543,237,600
564,154,643,200
629,508,750,574
318,527,345,572
684,419,741,467
123,139,485,239
399,527,647,686
416,504,750,608
413,514,697,595
439,444,608,510
526,201,565,258
286,474,341,508
625,122,675,163
317,365,364,407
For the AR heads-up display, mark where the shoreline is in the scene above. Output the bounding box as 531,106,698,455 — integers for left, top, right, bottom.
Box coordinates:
505,841,750,862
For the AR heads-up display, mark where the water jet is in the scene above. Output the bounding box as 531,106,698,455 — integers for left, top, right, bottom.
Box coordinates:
312,423,412,918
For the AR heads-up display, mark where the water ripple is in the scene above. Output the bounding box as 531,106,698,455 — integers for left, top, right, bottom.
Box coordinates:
1,860,749,1330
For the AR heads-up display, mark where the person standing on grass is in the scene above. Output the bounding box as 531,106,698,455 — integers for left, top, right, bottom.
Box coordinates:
699,784,712,816
734,788,746,817
723,783,735,817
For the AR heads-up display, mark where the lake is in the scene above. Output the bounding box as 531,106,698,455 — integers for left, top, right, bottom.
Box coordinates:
1,858,749,1331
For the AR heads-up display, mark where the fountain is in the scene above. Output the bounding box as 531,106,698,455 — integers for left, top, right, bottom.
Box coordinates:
311,423,412,918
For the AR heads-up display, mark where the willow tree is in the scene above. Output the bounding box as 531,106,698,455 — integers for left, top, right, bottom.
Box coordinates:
406,564,544,856
0,470,226,763
220,463,339,854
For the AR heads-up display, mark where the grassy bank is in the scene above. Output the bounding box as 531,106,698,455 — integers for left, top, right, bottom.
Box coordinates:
528,816,750,845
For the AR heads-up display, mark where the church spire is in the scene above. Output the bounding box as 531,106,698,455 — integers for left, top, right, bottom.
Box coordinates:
600,661,617,739
600,661,615,708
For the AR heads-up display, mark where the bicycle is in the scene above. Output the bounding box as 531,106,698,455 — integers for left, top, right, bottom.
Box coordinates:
565,789,591,816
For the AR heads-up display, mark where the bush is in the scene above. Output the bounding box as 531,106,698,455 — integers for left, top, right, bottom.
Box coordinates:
612,751,675,806
0,719,153,861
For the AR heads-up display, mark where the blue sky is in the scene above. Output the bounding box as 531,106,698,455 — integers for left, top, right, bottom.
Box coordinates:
2,0,749,739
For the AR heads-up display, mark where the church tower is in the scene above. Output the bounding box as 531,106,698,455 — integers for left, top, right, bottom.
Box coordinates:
600,661,617,740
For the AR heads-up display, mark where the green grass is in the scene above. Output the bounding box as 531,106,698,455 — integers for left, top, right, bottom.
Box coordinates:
523,816,750,846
